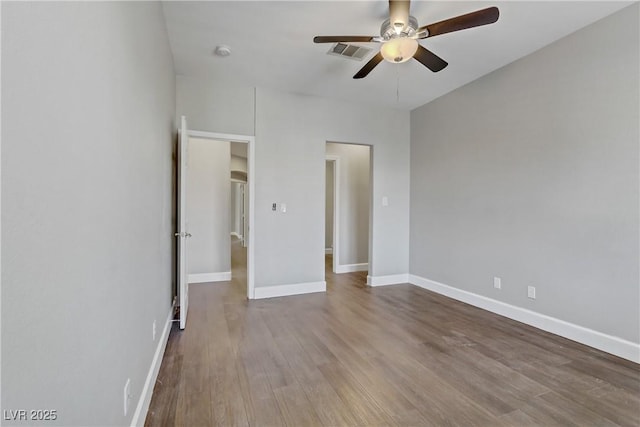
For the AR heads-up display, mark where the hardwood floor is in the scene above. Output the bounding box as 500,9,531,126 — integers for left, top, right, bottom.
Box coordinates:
145,243,640,426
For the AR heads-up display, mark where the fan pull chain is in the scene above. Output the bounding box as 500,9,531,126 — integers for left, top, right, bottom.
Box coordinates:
396,65,400,104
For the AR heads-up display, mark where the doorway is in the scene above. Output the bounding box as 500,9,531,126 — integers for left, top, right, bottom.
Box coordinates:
230,142,248,288
179,129,255,309
325,142,372,278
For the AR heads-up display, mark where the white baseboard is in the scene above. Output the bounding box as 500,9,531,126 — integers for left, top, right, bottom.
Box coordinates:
367,274,409,287
130,306,174,427
188,271,231,283
325,248,333,254
335,263,368,274
254,281,326,299
408,274,640,363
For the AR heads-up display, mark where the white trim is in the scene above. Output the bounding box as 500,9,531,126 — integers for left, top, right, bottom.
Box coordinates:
187,130,249,144
366,274,409,287
130,306,174,427
230,231,243,240
253,281,326,299
325,248,333,254
247,136,255,299
408,274,640,363
184,129,255,300
0,1,3,410
188,272,231,283
335,263,368,273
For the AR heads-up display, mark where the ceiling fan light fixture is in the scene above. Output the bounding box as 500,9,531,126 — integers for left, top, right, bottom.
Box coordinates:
381,37,418,63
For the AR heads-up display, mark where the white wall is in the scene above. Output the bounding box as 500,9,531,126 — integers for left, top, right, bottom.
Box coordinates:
187,138,231,277
230,182,237,235
410,4,639,344
230,182,244,237
176,75,254,136
326,143,370,266
254,88,410,288
1,2,175,425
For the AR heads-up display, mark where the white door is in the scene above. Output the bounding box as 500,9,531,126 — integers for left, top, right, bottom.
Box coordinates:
177,116,190,330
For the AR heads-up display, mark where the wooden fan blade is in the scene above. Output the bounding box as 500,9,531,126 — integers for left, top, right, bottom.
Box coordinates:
389,0,410,28
314,36,376,43
353,52,384,79
413,45,448,72
418,7,499,38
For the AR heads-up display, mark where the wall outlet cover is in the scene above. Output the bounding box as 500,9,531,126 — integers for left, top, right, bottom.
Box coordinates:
493,277,501,289
528,286,536,299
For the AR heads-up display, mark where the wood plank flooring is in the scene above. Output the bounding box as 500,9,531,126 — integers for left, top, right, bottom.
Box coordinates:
146,241,640,426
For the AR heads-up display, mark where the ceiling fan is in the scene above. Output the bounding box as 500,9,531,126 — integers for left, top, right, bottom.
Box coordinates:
314,1,499,79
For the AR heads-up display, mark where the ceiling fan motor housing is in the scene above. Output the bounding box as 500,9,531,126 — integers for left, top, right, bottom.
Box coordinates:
380,15,419,40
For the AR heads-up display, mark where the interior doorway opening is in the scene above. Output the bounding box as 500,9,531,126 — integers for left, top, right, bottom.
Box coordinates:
325,142,372,281
230,142,248,290
176,122,256,330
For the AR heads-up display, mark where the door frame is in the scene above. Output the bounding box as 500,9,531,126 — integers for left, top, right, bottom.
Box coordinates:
187,129,256,299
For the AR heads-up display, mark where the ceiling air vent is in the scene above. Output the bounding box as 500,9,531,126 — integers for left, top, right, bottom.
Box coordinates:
327,43,371,61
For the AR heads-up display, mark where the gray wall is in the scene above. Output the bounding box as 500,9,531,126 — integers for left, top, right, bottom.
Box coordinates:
230,182,246,238
410,4,639,343
326,143,371,266
2,2,175,425
176,82,411,288
325,161,334,250
187,138,231,276
255,87,410,287
176,75,255,136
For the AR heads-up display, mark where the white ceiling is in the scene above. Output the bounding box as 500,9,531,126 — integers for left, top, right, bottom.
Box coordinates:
162,1,632,111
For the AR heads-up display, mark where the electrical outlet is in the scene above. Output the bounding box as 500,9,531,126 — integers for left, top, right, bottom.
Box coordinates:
528,286,536,299
124,378,131,416
152,320,156,341
493,277,501,289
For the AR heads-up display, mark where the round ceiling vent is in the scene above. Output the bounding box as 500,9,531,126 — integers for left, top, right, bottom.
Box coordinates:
214,45,231,57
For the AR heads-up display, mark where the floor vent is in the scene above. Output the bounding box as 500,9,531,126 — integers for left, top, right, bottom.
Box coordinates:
327,43,371,61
